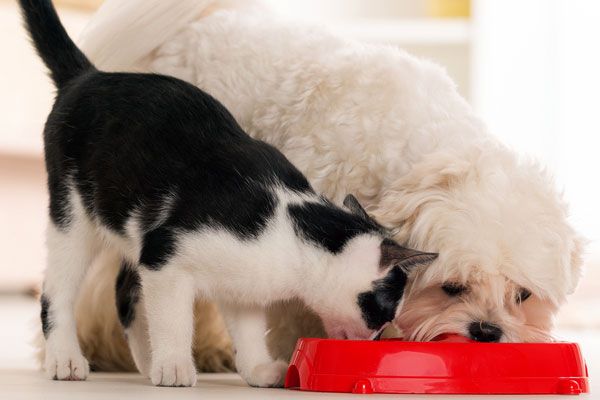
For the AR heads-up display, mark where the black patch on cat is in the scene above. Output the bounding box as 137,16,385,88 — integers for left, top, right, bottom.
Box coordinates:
139,227,176,270
40,294,53,338
165,178,280,240
288,202,382,254
40,71,312,241
46,174,73,229
115,262,141,328
357,266,408,330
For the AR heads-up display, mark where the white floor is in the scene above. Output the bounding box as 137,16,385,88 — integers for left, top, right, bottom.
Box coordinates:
1,296,598,399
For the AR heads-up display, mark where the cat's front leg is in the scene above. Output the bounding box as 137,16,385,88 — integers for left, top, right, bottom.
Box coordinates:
140,264,196,387
219,303,288,388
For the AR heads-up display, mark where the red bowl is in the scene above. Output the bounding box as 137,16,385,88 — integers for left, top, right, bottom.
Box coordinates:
284,334,589,395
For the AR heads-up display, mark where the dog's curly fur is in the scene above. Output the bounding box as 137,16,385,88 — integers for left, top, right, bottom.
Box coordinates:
34,0,584,372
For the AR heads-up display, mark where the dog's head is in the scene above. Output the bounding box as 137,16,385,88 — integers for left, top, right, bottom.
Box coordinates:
372,146,585,342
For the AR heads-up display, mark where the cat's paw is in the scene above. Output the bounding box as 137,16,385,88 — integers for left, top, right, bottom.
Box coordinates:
44,346,89,381
244,360,288,388
150,356,197,387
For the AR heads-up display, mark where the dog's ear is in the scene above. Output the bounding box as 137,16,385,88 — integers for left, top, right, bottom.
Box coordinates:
343,194,371,220
371,153,471,235
380,239,438,271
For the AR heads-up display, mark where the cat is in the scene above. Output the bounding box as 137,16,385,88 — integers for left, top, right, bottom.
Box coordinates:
20,0,437,387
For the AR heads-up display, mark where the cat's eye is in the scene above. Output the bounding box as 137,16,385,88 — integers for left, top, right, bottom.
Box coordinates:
516,288,532,304
442,282,467,296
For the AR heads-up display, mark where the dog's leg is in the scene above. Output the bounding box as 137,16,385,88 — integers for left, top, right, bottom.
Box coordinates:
140,265,196,387
115,262,151,377
219,303,288,387
42,218,98,380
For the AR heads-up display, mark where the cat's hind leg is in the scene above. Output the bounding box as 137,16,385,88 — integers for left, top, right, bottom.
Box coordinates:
42,212,99,380
115,261,151,377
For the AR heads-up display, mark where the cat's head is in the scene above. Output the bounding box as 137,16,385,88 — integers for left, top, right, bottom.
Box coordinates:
308,195,438,340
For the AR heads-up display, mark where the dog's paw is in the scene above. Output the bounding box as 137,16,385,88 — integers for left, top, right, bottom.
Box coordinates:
243,360,288,388
44,347,89,381
150,356,197,387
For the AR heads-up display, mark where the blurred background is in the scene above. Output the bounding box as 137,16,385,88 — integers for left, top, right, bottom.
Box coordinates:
1,0,599,365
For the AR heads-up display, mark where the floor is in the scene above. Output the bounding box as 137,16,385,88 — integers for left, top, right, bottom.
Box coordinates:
1,296,598,399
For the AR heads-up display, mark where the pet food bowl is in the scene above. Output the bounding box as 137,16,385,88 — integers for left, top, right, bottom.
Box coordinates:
284,334,589,395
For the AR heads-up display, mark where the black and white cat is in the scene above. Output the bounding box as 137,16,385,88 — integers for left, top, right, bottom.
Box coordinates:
21,0,437,388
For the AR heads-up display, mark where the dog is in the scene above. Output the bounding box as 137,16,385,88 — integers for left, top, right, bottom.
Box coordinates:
34,0,584,372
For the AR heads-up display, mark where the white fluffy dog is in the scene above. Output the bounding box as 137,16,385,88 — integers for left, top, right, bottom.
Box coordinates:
46,0,584,371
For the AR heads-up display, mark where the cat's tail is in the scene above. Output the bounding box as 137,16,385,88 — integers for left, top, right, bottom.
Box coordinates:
18,0,94,88
79,0,262,71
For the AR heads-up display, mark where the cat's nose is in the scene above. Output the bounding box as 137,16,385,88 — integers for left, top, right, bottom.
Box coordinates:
468,321,503,342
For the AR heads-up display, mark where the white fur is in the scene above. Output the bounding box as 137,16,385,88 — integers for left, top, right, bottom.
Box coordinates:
141,264,197,386
124,300,152,377
79,1,585,346
43,190,98,380
219,303,287,387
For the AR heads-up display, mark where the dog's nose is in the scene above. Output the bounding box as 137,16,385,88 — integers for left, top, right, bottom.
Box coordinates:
468,321,503,342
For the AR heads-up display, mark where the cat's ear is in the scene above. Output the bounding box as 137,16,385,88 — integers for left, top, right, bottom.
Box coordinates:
380,239,438,271
343,194,371,220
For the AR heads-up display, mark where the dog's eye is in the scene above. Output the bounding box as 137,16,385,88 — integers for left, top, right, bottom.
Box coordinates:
442,282,467,296
516,288,532,303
